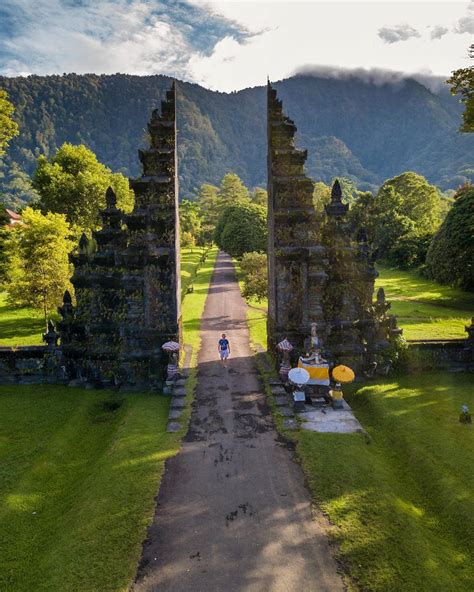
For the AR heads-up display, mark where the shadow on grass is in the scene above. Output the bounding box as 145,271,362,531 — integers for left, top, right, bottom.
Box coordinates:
0,317,45,341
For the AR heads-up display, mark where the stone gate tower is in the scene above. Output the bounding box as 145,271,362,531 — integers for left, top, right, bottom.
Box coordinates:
120,82,182,388
59,82,181,390
267,82,328,351
267,82,398,371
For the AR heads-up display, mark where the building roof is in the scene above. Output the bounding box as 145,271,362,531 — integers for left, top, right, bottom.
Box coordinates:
5,209,21,221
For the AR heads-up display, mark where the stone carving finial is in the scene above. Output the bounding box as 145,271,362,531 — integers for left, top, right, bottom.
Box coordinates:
332,179,343,202
357,228,368,244
375,286,391,317
325,179,349,218
59,290,74,319
43,319,59,348
105,186,117,208
466,317,474,343
79,233,89,253
63,290,72,305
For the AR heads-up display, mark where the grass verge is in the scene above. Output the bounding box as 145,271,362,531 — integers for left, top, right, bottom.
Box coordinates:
297,374,474,592
0,385,181,592
179,246,219,426
376,265,474,340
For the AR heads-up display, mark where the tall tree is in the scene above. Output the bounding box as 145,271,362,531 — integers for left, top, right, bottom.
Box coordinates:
196,183,220,224
313,182,332,212
447,44,474,132
180,199,202,248
33,143,134,233
251,187,268,207
218,173,250,206
425,185,474,291
355,172,442,260
215,202,267,258
0,89,19,157
4,207,74,328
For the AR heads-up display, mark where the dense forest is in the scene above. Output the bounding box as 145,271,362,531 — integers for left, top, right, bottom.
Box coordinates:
0,72,473,205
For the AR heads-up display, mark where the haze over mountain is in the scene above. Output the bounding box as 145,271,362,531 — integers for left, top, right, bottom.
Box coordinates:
0,71,472,206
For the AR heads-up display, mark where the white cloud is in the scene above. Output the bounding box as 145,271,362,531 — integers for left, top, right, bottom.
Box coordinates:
430,25,449,40
378,24,421,44
454,14,474,34
1,0,472,92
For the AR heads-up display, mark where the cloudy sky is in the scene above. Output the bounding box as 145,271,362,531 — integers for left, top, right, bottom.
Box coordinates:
0,0,472,91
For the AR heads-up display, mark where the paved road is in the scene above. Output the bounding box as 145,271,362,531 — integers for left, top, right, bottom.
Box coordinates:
133,252,344,592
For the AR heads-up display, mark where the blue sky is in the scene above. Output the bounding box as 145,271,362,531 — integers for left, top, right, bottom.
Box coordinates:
0,1,473,91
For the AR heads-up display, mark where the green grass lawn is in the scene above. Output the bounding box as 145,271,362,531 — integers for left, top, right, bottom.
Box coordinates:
180,246,209,300
296,373,474,592
0,385,181,592
0,247,219,591
0,292,50,346
376,265,474,340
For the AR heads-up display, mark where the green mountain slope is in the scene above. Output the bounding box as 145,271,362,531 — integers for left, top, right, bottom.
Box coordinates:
0,72,472,205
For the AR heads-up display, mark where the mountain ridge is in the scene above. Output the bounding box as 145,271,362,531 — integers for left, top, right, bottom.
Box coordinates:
0,72,472,206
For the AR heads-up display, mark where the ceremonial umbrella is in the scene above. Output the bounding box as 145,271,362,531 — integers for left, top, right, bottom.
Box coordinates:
162,340,180,352
277,338,294,352
332,365,355,383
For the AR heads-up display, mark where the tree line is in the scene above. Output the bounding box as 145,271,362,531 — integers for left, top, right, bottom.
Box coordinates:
1,59,473,330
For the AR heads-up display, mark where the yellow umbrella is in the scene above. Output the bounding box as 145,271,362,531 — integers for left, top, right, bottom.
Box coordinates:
332,365,355,383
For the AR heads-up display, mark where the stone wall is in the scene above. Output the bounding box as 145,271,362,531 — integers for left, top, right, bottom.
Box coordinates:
0,345,67,385
407,339,473,373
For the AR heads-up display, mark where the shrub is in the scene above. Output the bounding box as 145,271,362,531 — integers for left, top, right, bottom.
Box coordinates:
241,252,268,302
388,230,434,269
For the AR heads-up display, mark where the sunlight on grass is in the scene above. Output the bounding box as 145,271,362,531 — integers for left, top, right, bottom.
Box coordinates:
0,292,51,346
0,385,181,592
297,373,474,592
376,265,474,340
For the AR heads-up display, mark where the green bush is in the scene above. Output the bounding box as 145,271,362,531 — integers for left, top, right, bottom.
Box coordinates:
425,187,474,291
388,230,434,269
214,202,267,258
241,252,268,302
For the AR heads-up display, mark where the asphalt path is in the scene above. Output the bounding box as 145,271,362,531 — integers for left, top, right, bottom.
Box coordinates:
133,252,345,592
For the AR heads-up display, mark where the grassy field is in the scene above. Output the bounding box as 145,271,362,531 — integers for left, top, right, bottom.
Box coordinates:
181,246,209,300
0,247,219,591
0,292,49,346
0,386,181,592
180,246,219,424
297,374,474,592
376,265,474,340
0,247,211,347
